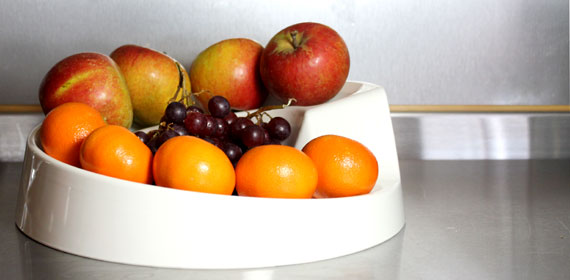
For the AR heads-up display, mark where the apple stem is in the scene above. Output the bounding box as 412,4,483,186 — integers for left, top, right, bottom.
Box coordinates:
290,31,299,49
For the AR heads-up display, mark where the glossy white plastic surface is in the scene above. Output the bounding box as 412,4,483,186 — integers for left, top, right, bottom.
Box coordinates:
15,81,404,269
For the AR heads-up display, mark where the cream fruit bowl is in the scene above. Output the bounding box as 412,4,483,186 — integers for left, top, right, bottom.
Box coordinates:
15,81,404,269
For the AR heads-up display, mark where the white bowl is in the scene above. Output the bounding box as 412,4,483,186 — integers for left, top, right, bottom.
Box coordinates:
15,81,404,269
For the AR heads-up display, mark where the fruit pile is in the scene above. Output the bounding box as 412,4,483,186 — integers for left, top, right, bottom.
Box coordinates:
36,21,379,199
38,22,350,129
136,95,292,166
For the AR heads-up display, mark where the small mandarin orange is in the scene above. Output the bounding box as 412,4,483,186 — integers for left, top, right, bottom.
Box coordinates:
40,102,106,167
302,135,379,198
235,145,318,199
153,136,235,195
80,125,153,184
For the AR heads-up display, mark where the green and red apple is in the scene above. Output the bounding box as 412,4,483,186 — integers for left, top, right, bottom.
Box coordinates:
260,22,350,106
189,38,268,111
38,52,133,128
110,44,191,127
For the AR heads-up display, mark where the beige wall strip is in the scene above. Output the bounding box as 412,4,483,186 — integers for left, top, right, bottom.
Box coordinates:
0,105,44,113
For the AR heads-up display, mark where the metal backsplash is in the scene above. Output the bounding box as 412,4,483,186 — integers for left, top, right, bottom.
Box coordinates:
392,112,570,160
1,0,568,106
1,113,568,161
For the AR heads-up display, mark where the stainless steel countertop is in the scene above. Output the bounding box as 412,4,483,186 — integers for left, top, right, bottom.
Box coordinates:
1,159,569,279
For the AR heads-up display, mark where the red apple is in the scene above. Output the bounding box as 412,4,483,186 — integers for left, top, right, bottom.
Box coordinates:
260,22,350,106
110,45,191,126
39,53,133,128
189,38,267,111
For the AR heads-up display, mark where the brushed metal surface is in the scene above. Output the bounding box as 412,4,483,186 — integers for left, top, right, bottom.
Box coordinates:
393,112,570,159
0,0,568,105
1,112,569,161
0,114,43,162
2,160,569,279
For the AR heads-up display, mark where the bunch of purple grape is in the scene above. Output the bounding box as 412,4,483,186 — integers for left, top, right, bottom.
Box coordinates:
134,95,291,165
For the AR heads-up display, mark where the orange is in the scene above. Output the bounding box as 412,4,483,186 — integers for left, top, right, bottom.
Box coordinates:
40,102,106,167
80,125,153,184
235,145,318,199
153,136,235,195
302,135,378,198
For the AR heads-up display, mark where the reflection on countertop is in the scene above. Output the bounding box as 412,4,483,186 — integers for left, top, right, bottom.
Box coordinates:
1,160,569,280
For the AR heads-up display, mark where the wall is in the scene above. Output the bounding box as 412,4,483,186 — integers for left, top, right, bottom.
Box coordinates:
1,0,568,106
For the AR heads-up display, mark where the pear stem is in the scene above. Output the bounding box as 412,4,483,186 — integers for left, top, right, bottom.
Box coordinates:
169,62,195,107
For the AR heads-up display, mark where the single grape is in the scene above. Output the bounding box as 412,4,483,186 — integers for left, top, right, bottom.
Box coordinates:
147,130,159,140
146,136,159,154
203,137,224,150
208,96,231,118
201,115,216,137
266,117,291,141
165,102,187,124
184,112,206,135
262,128,271,144
223,142,243,163
268,138,281,145
134,131,150,144
241,125,265,148
223,111,238,126
212,118,229,138
214,139,225,150
158,129,178,146
230,117,254,140
171,124,189,136
186,105,204,114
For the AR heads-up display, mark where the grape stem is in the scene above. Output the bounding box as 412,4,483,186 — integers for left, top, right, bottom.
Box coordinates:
246,98,296,125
